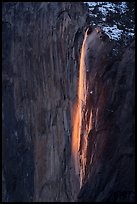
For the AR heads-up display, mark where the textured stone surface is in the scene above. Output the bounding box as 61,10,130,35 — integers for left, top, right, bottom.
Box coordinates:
77,28,135,202
2,2,135,202
2,2,88,202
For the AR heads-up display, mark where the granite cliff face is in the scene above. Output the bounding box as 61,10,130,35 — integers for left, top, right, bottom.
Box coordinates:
77,28,135,202
2,2,135,202
2,2,88,202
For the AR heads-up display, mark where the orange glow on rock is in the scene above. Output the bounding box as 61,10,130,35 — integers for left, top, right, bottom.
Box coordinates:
72,30,93,186
72,32,88,176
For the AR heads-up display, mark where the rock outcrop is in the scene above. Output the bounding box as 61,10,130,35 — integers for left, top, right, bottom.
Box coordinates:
2,2,88,202
77,28,135,202
2,2,135,202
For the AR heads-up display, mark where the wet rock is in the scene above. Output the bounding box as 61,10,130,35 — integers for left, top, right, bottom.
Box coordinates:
2,2,88,202
2,2,135,202
77,28,135,202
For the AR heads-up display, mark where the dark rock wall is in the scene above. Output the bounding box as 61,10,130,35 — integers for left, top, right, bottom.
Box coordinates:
77,28,135,202
2,2,88,202
2,2,135,203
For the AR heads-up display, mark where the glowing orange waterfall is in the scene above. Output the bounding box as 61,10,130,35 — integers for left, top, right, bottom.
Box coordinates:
72,30,92,186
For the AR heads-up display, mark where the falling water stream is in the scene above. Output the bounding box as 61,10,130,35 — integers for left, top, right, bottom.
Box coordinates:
72,29,92,187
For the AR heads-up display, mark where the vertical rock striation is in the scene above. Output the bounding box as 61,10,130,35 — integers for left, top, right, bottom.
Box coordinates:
2,2,88,202
2,2,135,202
77,27,135,202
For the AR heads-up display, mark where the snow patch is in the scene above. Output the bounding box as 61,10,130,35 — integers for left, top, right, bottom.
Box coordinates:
84,2,134,42
102,25,123,40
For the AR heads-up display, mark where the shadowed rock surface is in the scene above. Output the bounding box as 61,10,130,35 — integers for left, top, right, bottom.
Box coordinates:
2,2,88,202
2,2,135,202
77,28,135,202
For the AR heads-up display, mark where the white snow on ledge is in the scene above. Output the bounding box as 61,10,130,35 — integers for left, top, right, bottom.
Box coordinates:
102,25,123,41
84,2,134,41
85,2,127,15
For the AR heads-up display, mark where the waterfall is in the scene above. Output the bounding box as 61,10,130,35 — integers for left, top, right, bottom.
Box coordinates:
72,29,92,187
